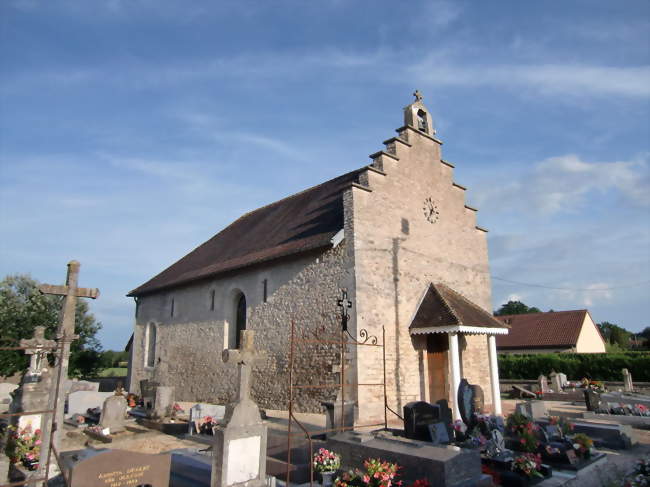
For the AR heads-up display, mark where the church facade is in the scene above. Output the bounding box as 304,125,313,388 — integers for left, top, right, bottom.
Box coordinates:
127,94,508,423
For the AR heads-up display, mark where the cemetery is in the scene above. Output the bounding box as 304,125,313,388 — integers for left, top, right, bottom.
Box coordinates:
1,97,649,487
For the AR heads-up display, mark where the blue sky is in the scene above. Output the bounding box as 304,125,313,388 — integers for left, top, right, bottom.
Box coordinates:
1,0,648,350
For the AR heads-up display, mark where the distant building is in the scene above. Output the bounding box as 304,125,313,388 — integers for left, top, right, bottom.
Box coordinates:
495,310,606,354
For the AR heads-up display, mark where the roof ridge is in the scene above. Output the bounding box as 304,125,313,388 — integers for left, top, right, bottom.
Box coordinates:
496,309,587,318
431,283,462,324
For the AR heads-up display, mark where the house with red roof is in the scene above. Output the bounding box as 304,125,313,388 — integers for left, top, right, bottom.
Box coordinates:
495,310,606,354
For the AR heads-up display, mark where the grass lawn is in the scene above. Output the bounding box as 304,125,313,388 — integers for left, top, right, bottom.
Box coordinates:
97,367,128,377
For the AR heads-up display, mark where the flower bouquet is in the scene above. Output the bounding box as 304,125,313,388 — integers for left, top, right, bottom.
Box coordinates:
335,458,400,487
313,448,341,486
5,425,41,471
571,433,593,458
512,453,544,479
506,412,539,453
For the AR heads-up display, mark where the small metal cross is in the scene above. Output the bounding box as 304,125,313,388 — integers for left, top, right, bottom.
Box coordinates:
337,289,352,331
413,89,424,102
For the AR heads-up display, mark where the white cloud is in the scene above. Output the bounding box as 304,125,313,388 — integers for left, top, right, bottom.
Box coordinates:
410,61,650,98
475,153,650,215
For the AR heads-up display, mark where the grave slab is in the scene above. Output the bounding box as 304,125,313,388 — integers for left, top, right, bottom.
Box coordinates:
536,417,636,450
67,391,114,417
327,430,482,487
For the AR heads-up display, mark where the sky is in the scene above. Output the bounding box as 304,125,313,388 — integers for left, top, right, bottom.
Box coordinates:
1,0,648,350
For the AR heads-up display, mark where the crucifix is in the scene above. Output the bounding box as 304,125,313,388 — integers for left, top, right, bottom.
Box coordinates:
222,330,266,403
38,260,99,454
20,326,56,377
337,288,352,331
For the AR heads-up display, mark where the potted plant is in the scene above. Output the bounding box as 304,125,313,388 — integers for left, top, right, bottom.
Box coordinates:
5,425,41,471
571,433,593,458
335,458,400,487
512,453,544,484
313,448,341,486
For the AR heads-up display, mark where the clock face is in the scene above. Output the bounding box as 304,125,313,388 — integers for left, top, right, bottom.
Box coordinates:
423,197,439,223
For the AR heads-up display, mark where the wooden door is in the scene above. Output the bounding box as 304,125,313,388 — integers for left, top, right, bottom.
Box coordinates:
427,333,449,403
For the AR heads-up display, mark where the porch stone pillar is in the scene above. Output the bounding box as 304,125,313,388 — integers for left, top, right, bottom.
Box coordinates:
448,332,461,421
488,334,502,415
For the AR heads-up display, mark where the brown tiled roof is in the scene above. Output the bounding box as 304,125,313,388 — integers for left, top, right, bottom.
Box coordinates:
495,310,588,349
128,168,365,296
409,283,508,332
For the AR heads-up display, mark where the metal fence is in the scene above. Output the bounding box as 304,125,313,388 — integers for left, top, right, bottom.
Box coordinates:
285,320,402,485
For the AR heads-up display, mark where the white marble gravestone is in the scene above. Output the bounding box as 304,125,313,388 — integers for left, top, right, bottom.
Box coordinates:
211,330,267,487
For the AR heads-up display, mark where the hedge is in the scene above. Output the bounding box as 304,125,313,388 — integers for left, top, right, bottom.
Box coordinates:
498,352,650,382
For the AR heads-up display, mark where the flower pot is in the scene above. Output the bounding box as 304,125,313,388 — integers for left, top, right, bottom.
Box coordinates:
318,471,336,487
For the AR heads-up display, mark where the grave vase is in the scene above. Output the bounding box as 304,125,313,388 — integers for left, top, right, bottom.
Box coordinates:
318,471,336,487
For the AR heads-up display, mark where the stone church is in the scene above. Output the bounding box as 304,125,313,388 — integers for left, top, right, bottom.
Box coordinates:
127,93,508,424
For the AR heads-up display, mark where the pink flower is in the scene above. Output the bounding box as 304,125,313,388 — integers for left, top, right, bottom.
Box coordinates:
363,475,370,483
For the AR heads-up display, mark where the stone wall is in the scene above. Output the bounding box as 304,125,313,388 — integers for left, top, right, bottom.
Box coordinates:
129,243,351,412
350,124,494,423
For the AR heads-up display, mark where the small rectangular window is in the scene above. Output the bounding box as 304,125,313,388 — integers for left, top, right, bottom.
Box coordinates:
263,279,268,303
170,298,175,317
210,289,215,311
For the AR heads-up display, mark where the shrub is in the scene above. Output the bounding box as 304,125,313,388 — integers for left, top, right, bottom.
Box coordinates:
498,352,650,381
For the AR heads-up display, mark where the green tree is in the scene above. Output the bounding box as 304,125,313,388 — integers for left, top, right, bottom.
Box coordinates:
494,300,541,316
0,274,103,378
597,321,631,349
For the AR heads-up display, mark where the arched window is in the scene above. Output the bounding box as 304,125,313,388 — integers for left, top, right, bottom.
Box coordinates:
235,293,246,349
145,323,156,368
417,109,428,133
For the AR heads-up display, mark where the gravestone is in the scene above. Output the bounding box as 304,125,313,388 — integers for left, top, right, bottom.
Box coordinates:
61,448,170,487
322,400,356,437
99,394,127,434
427,422,450,445
403,401,440,441
584,390,603,412
153,386,174,419
558,373,568,388
0,383,18,413
538,375,549,393
457,379,484,430
550,372,562,393
211,330,268,487
622,368,634,393
11,366,55,432
140,379,160,409
67,391,114,417
515,401,547,419
66,379,100,395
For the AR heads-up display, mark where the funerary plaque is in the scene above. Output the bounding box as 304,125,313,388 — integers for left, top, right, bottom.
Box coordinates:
68,449,170,487
427,422,450,445
226,436,261,484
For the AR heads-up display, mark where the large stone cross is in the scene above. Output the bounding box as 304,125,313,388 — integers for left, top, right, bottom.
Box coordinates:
38,260,99,455
222,330,265,403
20,326,56,376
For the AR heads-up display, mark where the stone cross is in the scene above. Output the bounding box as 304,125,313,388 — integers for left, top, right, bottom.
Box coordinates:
622,368,634,393
538,374,549,393
222,330,266,402
38,261,99,462
20,326,56,377
550,371,562,393
413,89,423,102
